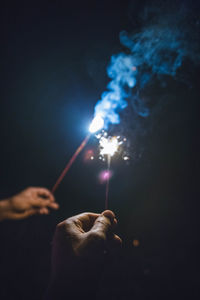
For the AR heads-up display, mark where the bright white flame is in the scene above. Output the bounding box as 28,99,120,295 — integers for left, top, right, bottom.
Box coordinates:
123,156,129,161
89,115,104,133
99,136,119,157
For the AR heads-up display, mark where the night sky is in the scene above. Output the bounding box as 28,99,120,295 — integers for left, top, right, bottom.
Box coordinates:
0,0,200,299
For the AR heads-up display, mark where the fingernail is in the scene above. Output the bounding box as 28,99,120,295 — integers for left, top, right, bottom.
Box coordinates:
102,210,115,218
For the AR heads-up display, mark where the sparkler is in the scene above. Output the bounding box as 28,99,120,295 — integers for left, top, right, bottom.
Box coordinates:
51,111,125,211
51,134,91,193
89,115,104,133
105,154,111,210
98,135,120,209
51,115,104,193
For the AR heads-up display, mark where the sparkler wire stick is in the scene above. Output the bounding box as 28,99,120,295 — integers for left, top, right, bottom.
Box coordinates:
51,133,91,194
105,154,111,210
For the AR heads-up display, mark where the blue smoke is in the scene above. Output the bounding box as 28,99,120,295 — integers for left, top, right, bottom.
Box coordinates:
94,54,137,126
93,3,200,129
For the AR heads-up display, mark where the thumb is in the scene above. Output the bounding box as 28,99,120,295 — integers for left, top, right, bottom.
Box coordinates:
90,210,115,236
79,211,116,258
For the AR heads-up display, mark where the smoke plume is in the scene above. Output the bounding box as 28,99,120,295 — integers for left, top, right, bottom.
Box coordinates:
93,1,200,128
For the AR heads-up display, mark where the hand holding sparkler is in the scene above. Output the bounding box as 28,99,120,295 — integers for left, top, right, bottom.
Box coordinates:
0,187,59,221
46,210,121,299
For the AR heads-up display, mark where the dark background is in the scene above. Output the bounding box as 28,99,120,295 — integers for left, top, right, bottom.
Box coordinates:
0,0,199,299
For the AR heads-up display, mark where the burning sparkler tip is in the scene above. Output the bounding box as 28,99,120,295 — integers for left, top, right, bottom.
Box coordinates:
89,115,104,133
99,136,119,157
123,155,130,161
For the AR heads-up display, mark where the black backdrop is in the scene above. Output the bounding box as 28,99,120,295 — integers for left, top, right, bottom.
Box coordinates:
0,1,200,299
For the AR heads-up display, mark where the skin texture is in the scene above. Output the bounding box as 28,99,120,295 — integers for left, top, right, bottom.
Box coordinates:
0,187,59,221
46,210,122,300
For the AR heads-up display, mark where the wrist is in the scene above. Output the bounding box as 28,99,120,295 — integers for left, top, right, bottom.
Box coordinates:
0,198,12,221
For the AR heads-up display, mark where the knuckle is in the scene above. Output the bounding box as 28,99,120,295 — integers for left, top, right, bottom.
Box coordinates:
56,221,66,232
97,217,111,227
56,218,74,233
65,218,73,226
103,215,112,225
64,218,74,231
55,222,68,239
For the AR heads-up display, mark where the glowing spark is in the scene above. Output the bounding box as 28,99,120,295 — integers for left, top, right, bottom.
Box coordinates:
89,115,104,133
103,131,108,137
103,171,110,180
123,156,129,161
99,136,119,157
99,170,112,183
133,239,140,247
105,154,111,210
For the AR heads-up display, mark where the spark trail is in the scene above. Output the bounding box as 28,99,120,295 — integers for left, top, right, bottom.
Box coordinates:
105,154,111,210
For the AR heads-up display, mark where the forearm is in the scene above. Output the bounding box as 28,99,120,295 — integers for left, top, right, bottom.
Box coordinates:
0,198,12,221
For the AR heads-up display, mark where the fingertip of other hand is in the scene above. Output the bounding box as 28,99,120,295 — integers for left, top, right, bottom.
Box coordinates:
50,202,59,210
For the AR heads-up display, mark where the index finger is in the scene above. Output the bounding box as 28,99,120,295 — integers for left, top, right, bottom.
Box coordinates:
65,212,100,235
34,187,55,202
